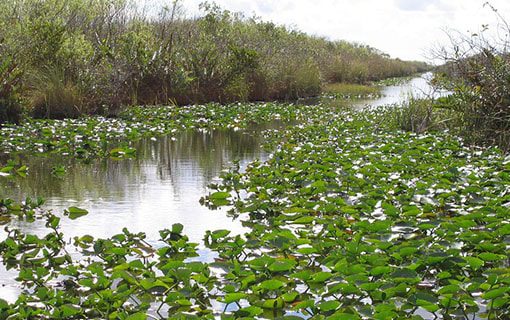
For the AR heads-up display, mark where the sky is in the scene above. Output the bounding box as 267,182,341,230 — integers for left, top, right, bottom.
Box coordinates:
165,0,510,62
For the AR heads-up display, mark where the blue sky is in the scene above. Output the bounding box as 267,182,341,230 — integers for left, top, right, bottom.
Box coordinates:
162,0,510,61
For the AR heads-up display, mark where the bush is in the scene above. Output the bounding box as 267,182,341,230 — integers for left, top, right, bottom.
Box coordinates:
0,0,430,119
432,4,510,150
0,56,23,124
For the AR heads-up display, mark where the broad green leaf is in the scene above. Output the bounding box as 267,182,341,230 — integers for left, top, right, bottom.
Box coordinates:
60,304,82,317
329,312,361,320
478,252,504,262
258,279,285,291
222,293,247,304
67,207,89,220
464,256,484,270
237,306,263,317
482,287,509,300
371,266,392,276
292,216,315,224
209,191,230,200
318,300,340,312
262,298,285,309
269,259,297,272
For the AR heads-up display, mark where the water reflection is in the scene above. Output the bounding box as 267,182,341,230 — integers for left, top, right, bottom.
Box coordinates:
354,72,449,109
0,123,283,243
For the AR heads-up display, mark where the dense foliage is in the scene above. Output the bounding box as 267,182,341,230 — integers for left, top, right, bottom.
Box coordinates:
203,108,510,319
1,102,509,319
0,0,429,122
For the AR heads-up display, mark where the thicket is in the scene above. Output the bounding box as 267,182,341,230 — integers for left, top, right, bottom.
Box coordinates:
395,4,510,151
0,0,429,122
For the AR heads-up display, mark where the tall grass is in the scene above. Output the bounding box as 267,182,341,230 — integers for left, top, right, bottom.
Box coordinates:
0,0,430,121
28,66,85,119
382,97,455,134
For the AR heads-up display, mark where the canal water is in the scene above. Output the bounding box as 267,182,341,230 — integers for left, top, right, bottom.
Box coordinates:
0,74,440,303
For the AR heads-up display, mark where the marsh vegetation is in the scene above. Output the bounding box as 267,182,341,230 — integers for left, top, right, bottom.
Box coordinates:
0,0,429,122
0,1,509,320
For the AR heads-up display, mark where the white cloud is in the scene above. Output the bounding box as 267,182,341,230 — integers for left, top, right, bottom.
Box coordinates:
394,0,445,12
172,0,510,61
395,0,430,11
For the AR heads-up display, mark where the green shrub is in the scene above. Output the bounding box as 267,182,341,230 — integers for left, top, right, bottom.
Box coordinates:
0,0,430,118
0,99,22,124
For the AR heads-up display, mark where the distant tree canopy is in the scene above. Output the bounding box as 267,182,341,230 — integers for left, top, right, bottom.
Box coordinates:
0,0,430,121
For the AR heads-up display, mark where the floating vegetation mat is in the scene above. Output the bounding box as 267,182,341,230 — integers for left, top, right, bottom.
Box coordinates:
0,103,326,160
1,103,509,319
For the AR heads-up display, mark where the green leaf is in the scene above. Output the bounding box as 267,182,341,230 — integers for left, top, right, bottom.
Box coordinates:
418,301,439,313
209,191,230,200
478,252,504,262
291,270,311,281
293,299,314,310
390,268,419,283
403,205,421,216
318,300,340,312
0,299,9,309
171,223,184,234
47,215,60,229
269,259,297,272
0,166,13,173
209,229,231,240
176,299,192,306
329,312,361,320
464,256,484,270
371,266,392,276
222,293,247,304
482,287,509,300
139,279,169,291
282,291,299,303
382,202,399,217
438,284,461,295
60,304,82,317
262,298,285,309
237,306,263,317
309,271,333,283
125,313,147,320
292,216,315,224
258,279,285,291
67,207,89,220
399,247,418,257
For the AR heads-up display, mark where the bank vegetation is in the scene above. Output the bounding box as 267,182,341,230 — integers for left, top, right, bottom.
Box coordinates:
387,4,510,151
0,0,429,122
